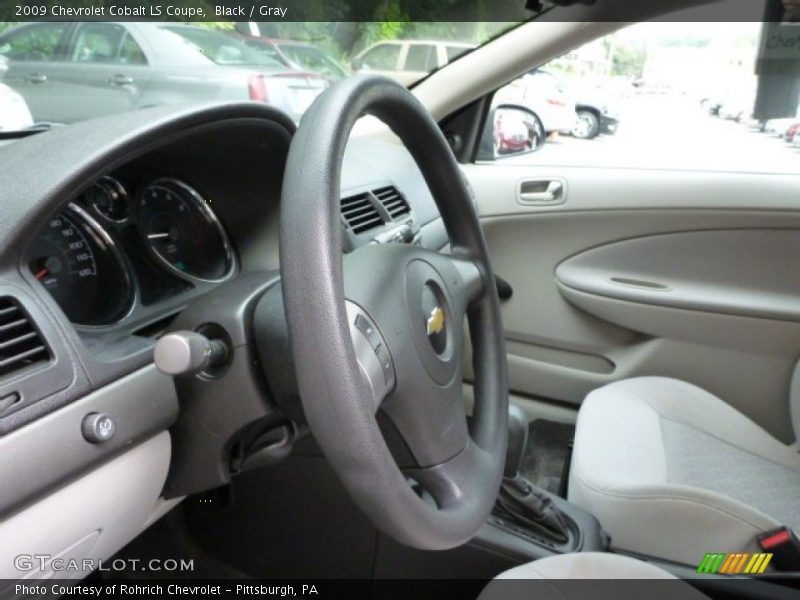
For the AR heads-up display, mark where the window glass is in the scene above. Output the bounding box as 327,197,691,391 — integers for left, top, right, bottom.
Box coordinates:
446,45,470,62
239,39,284,65
279,44,350,80
405,44,436,71
489,22,798,174
119,33,147,66
0,22,68,62
71,23,126,64
360,43,401,70
162,26,284,67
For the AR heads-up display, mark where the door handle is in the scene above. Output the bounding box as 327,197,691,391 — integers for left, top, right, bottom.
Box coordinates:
107,74,134,86
25,73,47,84
518,180,565,205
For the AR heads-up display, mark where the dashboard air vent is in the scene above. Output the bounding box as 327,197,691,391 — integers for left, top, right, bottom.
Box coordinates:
0,297,49,378
374,186,411,219
341,192,384,234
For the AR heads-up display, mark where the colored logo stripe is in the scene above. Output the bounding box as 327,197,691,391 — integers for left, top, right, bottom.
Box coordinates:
697,553,726,574
745,553,772,574
696,553,772,574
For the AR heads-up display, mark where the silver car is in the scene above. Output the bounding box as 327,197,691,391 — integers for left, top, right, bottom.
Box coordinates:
0,22,329,123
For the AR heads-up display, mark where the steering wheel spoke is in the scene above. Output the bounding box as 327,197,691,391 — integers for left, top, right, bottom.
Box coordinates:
405,441,492,511
344,300,396,411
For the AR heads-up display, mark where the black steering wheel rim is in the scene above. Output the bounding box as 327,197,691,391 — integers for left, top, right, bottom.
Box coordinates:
280,75,508,550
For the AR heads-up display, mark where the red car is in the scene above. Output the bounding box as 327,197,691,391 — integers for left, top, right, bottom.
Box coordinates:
784,122,800,142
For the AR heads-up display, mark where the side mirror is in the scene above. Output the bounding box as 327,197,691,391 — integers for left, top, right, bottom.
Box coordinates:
477,105,545,161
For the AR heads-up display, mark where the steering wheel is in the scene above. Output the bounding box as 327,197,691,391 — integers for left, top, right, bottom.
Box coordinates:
280,76,508,550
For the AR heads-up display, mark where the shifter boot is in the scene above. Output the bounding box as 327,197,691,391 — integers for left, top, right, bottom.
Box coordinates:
495,475,571,544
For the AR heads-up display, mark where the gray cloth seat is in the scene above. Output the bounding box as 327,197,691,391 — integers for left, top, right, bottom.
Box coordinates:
567,377,800,566
479,553,707,599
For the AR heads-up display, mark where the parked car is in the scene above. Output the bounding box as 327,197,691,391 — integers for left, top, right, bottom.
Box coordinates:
786,121,800,143
494,69,577,135
0,22,329,124
0,56,34,131
351,40,474,86
573,102,618,139
0,82,33,131
235,35,351,82
562,79,620,139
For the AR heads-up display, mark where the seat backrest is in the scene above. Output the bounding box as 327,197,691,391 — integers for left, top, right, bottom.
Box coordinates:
790,361,800,445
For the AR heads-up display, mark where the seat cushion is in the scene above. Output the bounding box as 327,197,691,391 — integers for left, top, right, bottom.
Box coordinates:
493,552,681,580
478,553,708,599
567,377,800,566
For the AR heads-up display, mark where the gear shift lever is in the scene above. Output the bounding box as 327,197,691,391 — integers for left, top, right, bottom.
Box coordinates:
496,405,571,544
504,405,530,478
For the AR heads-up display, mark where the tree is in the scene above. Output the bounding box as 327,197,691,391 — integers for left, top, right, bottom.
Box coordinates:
612,43,646,78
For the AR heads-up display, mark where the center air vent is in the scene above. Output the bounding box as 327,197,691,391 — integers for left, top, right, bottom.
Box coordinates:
340,192,385,234
374,186,411,219
0,297,49,379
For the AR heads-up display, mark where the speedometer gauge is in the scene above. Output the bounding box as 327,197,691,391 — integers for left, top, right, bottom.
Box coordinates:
28,204,134,326
137,179,234,283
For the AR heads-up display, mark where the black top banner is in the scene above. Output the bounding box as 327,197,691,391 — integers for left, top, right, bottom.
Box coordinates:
0,0,786,23
4,0,537,22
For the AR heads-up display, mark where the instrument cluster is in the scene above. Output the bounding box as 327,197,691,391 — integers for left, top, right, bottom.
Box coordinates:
27,175,235,327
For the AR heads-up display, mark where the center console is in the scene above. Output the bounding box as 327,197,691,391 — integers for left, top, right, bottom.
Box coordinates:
473,406,609,561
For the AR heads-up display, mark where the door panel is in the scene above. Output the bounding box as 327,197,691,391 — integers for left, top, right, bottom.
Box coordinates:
463,163,800,443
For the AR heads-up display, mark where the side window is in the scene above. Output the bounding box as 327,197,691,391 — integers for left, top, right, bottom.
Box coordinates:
70,23,126,64
484,22,794,174
0,23,69,62
446,45,469,63
360,44,401,70
118,33,148,66
404,44,436,71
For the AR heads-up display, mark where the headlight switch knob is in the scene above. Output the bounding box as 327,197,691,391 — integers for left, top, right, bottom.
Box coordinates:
154,330,228,376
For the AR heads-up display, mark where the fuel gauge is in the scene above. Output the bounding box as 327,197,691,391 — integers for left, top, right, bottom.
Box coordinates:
86,176,129,224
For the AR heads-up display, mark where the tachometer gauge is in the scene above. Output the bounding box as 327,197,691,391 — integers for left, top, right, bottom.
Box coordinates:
86,176,129,223
136,179,234,283
28,204,134,326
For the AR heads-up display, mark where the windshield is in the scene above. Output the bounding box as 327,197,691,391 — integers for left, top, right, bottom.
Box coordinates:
0,20,518,130
279,44,351,80
161,26,285,67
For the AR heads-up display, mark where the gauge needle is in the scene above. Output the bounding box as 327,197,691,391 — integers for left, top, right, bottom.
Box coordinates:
148,232,171,240
35,268,49,280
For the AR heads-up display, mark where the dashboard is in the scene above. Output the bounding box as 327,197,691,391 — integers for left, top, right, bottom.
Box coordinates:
0,101,452,581
0,101,447,439
17,122,447,358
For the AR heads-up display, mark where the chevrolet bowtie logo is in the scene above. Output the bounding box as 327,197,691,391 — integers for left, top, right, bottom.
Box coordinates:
426,306,445,336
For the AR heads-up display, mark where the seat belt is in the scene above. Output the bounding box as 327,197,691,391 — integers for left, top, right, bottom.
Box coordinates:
757,527,800,572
